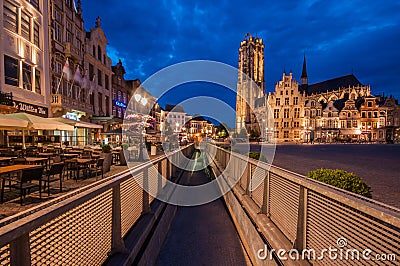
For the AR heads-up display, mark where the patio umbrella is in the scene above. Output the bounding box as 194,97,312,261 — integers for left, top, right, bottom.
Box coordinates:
5,113,74,131
0,114,29,129
49,117,103,129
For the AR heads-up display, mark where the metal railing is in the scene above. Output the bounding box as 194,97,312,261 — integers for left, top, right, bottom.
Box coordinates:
51,94,93,114
206,144,400,265
0,145,194,266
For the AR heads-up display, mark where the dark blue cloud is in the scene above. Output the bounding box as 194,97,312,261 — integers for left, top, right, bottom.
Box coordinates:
82,0,400,102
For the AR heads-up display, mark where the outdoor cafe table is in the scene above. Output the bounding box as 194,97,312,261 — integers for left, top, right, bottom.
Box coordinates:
61,154,79,160
0,164,42,203
25,157,48,166
64,158,92,180
0,157,16,166
38,153,55,167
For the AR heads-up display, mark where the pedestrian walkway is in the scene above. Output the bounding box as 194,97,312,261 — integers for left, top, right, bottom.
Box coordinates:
156,151,249,266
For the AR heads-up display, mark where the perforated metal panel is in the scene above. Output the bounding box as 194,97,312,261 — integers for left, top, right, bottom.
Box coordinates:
239,161,249,190
121,173,144,237
30,190,113,265
0,244,9,265
307,191,400,266
250,167,265,208
268,173,300,242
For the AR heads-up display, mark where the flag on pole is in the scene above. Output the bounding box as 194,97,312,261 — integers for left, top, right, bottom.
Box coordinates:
90,74,96,92
73,66,82,84
62,58,71,81
82,70,89,89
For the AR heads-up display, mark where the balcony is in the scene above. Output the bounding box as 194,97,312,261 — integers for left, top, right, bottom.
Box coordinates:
64,42,82,61
51,94,93,114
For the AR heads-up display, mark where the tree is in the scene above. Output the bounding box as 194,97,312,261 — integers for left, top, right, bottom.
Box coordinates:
307,169,372,198
250,129,260,139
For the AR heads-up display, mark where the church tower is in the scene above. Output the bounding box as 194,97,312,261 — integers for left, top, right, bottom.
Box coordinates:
236,33,265,133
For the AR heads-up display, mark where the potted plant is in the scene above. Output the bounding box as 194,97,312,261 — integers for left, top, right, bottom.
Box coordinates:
101,144,112,173
119,143,129,165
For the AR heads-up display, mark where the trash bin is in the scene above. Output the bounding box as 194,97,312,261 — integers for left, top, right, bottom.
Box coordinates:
151,145,157,156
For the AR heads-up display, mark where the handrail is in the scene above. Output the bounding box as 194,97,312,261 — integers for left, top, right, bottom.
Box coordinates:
207,144,400,265
0,144,194,265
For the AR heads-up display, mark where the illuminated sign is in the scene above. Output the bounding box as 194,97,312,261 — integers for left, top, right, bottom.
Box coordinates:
115,101,127,108
63,112,79,121
13,100,48,117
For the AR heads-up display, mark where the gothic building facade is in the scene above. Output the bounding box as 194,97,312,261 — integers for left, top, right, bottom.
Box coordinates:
236,33,265,134
237,34,400,143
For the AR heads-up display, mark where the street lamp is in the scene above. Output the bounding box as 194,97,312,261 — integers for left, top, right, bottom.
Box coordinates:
134,94,147,161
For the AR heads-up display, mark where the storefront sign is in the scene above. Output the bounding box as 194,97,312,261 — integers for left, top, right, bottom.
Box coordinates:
13,100,48,117
64,112,79,121
115,101,127,108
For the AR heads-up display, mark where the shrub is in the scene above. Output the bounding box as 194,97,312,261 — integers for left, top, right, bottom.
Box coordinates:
307,169,372,198
121,143,129,150
101,144,112,153
244,152,268,163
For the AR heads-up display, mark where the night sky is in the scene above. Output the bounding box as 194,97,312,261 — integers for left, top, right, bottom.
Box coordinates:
82,0,400,125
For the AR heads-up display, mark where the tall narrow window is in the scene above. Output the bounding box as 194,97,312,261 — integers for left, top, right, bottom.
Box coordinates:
54,23,62,42
22,63,32,90
29,0,40,10
3,2,18,33
33,22,40,46
4,55,19,86
105,74,109,90
89,64,94,80
97,45,102,60
21,11,31,41
35,69,41,94
98,92,103,113
97,69,102,86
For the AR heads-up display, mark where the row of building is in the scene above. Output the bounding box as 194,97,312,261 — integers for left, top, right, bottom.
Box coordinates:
236,34,400,143
0,0,218,146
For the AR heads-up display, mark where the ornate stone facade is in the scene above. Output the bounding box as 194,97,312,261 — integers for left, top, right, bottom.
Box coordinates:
1,0,51,115
236,33,265,134
237,35,400,143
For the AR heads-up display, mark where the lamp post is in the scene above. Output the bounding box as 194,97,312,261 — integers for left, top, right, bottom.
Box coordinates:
134,93,147,161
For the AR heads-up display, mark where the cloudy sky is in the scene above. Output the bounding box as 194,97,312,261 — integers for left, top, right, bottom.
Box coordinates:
82,0,400,124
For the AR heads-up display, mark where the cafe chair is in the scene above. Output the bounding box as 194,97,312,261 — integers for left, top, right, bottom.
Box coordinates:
4,166,44,205
43,163,64,196
89,158,104,180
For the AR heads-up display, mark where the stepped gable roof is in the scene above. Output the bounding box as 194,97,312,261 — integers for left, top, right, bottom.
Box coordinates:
306,74,362,95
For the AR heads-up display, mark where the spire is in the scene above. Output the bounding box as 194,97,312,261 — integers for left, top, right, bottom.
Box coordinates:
77,0,82,14
95,17,101,28
301,53,308,85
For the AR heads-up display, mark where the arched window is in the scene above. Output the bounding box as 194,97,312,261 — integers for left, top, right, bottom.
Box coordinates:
311,101,315,107
97,45,102,60
92,45,96,57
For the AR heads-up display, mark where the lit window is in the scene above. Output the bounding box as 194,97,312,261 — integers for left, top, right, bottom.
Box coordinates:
21,11,31,41
4,55,19,86
33,23,40,46
3,2,17,33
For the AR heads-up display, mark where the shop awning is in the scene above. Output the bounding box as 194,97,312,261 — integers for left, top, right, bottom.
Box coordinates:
339,129,360,135
5,113,74,131
0,114,29,129
49,117,103,129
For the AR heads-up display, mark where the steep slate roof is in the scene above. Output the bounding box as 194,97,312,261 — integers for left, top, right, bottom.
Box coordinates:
306,74,362,95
